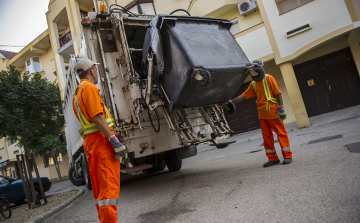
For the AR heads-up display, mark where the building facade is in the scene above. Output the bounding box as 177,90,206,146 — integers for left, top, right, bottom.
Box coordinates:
45,0,360,135
0,31,71,180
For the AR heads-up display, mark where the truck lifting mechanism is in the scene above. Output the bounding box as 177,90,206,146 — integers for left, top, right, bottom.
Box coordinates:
62,1,265,188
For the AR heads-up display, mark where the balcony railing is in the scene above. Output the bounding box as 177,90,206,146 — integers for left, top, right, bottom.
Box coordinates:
59,31,72,48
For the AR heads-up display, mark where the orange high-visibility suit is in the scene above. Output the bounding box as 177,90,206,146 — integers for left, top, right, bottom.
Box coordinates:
242,75,292,161
73,79,120,223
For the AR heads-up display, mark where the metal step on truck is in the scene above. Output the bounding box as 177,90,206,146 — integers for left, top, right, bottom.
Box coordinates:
62,4,262,189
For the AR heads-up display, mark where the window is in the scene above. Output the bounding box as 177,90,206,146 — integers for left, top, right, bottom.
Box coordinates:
7,138,16,146
0,177,9,184
230,18,241,35
139,3,155,15
276,0,313,14
13,150,19,154
44,152,63,168
0,147,4,150
126,1,156,15
57,153,63,163
25,57,42,74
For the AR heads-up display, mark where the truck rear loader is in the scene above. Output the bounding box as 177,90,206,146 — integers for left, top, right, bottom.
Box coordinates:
62,5,263,189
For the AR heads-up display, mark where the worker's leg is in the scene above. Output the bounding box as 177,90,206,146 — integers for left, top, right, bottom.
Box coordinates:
267,119,292,159
84,132,120,223
260,119,279,161
93,132,120,223
83,135,101,219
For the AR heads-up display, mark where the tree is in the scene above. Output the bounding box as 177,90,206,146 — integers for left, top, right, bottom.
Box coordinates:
33,134,67,181
0,66,64,206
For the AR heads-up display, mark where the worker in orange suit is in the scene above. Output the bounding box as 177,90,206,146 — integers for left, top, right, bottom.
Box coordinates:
72,58,127,222
224,60,292,167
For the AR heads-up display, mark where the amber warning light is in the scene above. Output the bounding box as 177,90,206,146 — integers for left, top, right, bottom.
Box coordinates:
100,4,107,13
81,18,91,27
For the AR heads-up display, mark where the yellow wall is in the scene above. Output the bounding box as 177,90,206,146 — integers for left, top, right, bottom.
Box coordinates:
217,6,262,31
153,0,189,15
47,153,71,179
0,138,9,162
348,29,360,77
0,59,7,71
350,0,360,22
6,141,22,161
40,48,57,82
261,0,353,63
47,0,87,99
114,0,189,15
34,155,50,179
32,153,71,180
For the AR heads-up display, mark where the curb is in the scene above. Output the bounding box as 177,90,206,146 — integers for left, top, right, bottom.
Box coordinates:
27,189,85,223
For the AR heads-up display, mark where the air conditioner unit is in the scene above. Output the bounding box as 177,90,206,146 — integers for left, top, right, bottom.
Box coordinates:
238,0,258,16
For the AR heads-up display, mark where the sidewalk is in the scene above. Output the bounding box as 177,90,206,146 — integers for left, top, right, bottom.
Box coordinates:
217,104,360,147
46,180,87,196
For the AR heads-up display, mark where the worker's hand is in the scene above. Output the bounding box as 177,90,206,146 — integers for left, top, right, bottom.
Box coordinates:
221,100,232,111
109,135,128,159
277,105,287,121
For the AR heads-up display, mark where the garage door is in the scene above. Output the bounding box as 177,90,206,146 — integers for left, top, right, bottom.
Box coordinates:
294,48,360,117
225,82,261,135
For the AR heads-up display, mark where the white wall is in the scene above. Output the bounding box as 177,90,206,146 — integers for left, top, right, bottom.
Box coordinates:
236,27,273,61
264,0,353,58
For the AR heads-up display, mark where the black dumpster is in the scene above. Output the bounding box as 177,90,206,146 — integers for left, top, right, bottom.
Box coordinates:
142,15,250,110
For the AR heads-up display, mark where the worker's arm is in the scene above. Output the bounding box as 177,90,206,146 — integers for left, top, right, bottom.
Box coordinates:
231,95,246,104
276,93,283,106
93,113,127,159
231,81,255,104
276,94,286,121
92,113,114,139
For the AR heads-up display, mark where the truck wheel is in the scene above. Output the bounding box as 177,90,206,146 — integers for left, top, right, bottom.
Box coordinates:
68,166,84,186
147,160,167,174
81,153,92,190
165,150,182,172
157,160,166,171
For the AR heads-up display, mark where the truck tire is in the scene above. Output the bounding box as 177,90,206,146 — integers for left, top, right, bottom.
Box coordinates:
165,150,182,172
68,166,84,186
147,160,166,174
81,153,92,190
157,160,166,171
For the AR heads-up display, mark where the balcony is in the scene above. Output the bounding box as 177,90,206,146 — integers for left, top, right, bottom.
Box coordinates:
190,0,241,18
58,31,75,57
59,31,72,47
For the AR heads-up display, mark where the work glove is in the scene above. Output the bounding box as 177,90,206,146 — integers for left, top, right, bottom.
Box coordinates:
221,100,232,111
277,105,287,121
221,100,236,115
109,135,128,159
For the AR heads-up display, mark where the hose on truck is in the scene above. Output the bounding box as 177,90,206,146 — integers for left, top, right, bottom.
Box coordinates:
109,4,138,17
148,108,160,133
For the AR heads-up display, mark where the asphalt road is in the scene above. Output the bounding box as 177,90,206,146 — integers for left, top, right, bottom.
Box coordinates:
47,116,360,223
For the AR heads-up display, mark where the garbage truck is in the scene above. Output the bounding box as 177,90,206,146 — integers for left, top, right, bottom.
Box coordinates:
62,5,264,189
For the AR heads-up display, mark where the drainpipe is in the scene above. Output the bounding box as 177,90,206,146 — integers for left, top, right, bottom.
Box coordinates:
93,0,99,13
187,0,198,13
